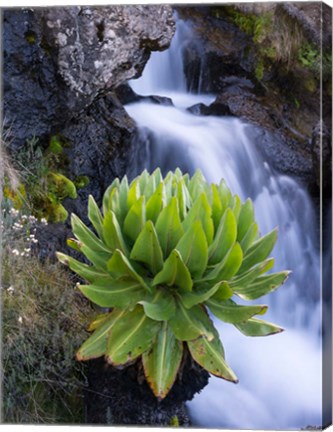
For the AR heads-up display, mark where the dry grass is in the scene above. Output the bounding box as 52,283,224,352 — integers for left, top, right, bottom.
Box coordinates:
1,245,93,423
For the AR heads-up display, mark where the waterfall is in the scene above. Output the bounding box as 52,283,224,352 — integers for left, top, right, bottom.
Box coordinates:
126,18,323,429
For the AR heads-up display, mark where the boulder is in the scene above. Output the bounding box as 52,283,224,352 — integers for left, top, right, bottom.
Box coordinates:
3,6,175,150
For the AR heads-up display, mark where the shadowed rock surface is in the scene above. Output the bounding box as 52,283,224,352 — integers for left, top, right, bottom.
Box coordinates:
85,350,210,425
3,5,175,225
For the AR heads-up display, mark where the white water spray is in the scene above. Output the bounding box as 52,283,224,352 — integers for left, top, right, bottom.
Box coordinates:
127,18,322,429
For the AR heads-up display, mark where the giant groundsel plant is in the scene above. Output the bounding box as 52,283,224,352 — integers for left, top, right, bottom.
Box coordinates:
57,168,289,399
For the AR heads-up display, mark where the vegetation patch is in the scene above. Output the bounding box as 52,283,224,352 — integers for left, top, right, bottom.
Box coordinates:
57,168,289,400
3,135,87,223
1,201,93,423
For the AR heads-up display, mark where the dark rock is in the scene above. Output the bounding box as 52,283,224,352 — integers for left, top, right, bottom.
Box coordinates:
115,83,173,107
312,121,332,192
245,125,313,186
84,349,210,425
115,83,143,104
3,6,175,150
34,222,71,262
3,5,175,225
61,93,137,221
187,100,232,117
144,95,174,106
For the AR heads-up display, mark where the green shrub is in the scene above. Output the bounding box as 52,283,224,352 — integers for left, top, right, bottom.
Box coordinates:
7,136,80,222
57,169,289,399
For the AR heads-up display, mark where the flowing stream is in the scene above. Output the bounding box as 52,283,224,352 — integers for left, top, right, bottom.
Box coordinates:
126,19,322,429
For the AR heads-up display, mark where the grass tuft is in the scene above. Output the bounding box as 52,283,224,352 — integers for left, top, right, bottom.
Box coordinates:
2,248,93,423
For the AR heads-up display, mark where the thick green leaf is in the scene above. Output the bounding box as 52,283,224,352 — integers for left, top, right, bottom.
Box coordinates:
176,220,208,279
71,214,111,254
208,208,237,265
188,333,238,383
176,178,192,220
123,196,146,243
180,281,227,309
56,252,111,284
143,173,157,199
80,245,111,271
188,170,206,200
206,298,267,323
163,171,174,202
107,249,151,292
152,167,162,186
109,187,122,222
231,195,242,222
155,197,184,258
127,178,140,209
229,258,275,289
211,183,223,231
76,309,126,360
146,182,166,224
66,238,82,252
88,195,104,240
210,281,234,301
235,317,284,336
234,271,290,300
103,211,129,255
139,288,176,321
238,228,277,274
102,178,120,216
130,220,164,275
240,222,259,253
183,193,214,245
168,302,214,341
237,198,255,242
142,322,183,399
138,169,150,195
218,179,233,213
203,242,243,283
78,278,146,308
153,249,193,292
106,306,161,366
117,175,129,223
88,312,114,331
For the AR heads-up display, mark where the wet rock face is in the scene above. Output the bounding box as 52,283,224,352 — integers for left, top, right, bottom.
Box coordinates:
3,6,175,150
176,5,331,195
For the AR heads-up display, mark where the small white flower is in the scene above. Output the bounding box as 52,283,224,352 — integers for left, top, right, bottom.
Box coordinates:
9,208,19,217
40,218,48,225
20,252,25,256
12,249,20,256
18,316,23,324
7,286,14,294
32,238,38,244
24,248,31,253
21,215,28,221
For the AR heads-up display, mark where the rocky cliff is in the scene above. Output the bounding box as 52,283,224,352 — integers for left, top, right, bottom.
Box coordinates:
3,5,174,220
176,2,332,195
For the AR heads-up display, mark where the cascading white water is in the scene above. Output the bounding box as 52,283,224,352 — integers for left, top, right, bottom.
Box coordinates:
127,18,323,429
